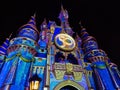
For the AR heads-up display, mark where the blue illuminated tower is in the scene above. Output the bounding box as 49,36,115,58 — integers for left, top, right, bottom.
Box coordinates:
0,34,12,71
81,26,120,90
0,5,120,90
0,14,40,90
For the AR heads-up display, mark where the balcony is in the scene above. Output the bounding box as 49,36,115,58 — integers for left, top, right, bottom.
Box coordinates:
53,63,84,80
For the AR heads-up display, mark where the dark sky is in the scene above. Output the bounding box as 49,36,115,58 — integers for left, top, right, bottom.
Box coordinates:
0,0,120,68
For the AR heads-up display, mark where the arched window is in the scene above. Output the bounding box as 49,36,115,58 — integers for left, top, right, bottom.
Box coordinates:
60,85,78,90
55,52,65,63
67,53,78,65
50,46,54,55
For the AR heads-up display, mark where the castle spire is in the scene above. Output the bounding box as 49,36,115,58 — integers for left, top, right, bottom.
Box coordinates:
80,24,118,90
8,32,13,39
81,27,90,39
80,22,98,53
0,33,12,55
79,21,84,29
58,4,68,23
17,13,39,41
27,13,36,25
79,21,89,39
40,18,48,30
33,12,36,17
58,5,74,35
61,27,66,33
18,13,39,34
61,4,64,11
75,33,82,48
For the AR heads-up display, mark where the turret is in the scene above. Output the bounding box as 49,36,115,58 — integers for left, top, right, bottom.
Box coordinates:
0,33,12,55
37,19,48,57
40,18,48,30
81,27,108,63
58,5,69,24
18,14,39,41
75,33,82,49
48,20,56,34
80,25,119,90
39,18,48,41
0,33,12,70
0,14,39,89
58,5,74,35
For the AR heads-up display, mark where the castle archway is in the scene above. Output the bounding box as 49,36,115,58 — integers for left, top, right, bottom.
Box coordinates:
54,80,84,90
60,85,78,90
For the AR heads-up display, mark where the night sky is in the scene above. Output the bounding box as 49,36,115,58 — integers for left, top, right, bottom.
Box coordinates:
0,0,120,69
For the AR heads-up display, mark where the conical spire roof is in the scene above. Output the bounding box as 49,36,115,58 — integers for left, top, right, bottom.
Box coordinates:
0,33,12,55
58,4,68,22
18,13,39,34
79,21,89,39
40,18,48,30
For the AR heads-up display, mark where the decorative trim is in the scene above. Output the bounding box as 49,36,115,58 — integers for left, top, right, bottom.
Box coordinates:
54,34,76,51
6,53,35,62
54,80,84,90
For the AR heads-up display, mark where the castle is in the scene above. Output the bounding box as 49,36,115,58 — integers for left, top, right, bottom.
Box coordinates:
0,6,120,90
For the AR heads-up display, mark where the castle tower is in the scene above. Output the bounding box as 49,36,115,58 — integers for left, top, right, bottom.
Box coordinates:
0,14,40,90
43,6,88,90
81,27,120,90
58,5,74,36
0,34,12,71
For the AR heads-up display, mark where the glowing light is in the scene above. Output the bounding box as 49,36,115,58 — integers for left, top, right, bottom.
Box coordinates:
55,34,76,51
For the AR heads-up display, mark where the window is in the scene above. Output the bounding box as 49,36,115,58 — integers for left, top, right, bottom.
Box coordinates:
55,52,65,63
67,53,78,65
